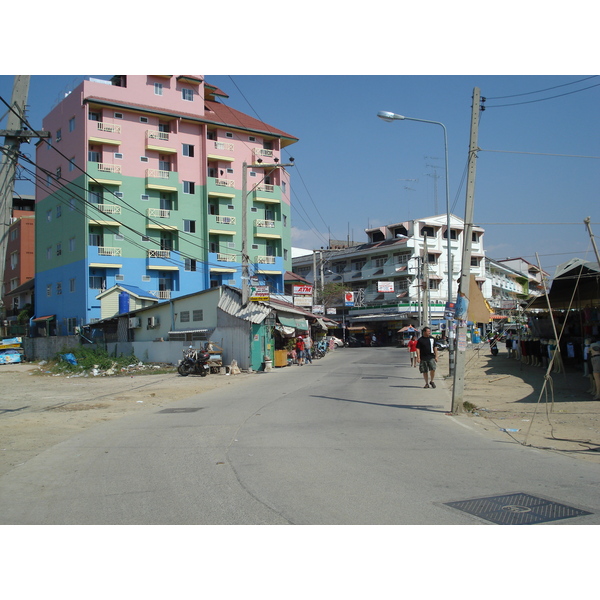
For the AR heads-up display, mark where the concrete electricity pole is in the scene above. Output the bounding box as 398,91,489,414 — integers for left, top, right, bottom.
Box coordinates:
0,76,50,311
451,87,482,414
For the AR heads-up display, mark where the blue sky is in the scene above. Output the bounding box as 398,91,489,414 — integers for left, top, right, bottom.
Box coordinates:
2,73,598,276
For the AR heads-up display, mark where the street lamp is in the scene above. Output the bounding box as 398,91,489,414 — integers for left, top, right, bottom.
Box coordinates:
377,110,454,375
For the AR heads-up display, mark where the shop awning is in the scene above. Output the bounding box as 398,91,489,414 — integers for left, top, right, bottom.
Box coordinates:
278,315,309,331
33,315,55,322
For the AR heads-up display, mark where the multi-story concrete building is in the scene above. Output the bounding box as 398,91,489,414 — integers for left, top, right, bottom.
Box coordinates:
2,194,35,329
495,257,547,297
292,213,487,339
34,75,298,334
484,257,529,316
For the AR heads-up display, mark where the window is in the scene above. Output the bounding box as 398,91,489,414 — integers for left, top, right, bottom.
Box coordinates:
284,249,288,260
56,205,62,218
207,131,216,140
182,88,193,101
283,215,287,227
249,136,256,142
225,132,233,138
46,210,52,222
180,311,190,322
184,258,197,271
46,246,52,260
193,310,203,321
89,112,100,121
158,122,170,133
56,282,62,295
183,220,196,233
428,280,440,290
69,237,76,251
47,284,52,297
69,198,76,211
154,82,163,95
140,116,149,123
182,144,194,157
114,153,123,159
159,159,171,171
69,117,75,132
89,233,101,246
70,278,76,292
142,275,151,282
183,181,195,194
56,128,62,142
421,226,435,238
10,252,18,269
352,259,366,271
470,257,480,267
89,276,105,289
68,157,76,171
444,229,458,240
88,150,101,162
114,112,123,119
472,232,480,243
141,194,150,201
426,254,438,264
56,167,61,179
251,244,259,250
373,255,387,267
394,253,410,265
140,156,149,162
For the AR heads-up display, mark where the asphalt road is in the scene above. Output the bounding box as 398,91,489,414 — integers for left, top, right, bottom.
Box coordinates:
0,346,598,525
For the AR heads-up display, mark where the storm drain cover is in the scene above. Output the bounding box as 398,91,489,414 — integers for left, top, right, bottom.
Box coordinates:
157,407,203,414
443,493,592,525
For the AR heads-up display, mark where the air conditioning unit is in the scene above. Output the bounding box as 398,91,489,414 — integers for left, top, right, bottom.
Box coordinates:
148,316,159,328
128,317,141,329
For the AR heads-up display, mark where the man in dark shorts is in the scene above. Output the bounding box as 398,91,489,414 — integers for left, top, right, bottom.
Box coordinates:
415,326,438,388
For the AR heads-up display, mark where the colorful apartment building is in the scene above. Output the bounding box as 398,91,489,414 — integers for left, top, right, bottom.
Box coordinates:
2,194,35,327
34,75,298,334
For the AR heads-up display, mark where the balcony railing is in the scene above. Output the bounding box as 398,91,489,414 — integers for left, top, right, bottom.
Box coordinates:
256,183,274,193
145,169,170,179
96,122,121,134
98,246,122,256
146,208,171,219
217,253,236,262
146,130,169,141
97,203,121,215
254,219,275,228
215,215,236,225
255,255,276,264
147,249,171,259
215,178,235,187
215,141,234,151
151,290,171,299
97,163,121,174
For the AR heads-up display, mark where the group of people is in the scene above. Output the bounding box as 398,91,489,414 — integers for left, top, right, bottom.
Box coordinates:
407,327,439,388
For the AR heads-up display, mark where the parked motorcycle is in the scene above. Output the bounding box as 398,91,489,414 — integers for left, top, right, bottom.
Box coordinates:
178,346,211,376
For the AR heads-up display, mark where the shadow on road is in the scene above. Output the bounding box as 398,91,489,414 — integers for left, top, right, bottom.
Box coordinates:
310,395,447,413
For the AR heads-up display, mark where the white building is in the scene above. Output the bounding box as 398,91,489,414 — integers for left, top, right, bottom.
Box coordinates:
292,214,487,341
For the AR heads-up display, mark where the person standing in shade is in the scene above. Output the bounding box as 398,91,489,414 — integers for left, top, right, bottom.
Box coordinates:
304,335,313,364
416,326,438,388
407,334,418,367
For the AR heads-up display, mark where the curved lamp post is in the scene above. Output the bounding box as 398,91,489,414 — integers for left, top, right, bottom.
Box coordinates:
377,110,454,374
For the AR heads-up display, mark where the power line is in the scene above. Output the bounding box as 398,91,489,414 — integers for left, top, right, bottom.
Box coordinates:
480,148,600,160
484,81,600,108
485,76,599,100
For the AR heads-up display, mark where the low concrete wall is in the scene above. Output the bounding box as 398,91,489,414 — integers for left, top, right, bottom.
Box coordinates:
23,336,84,361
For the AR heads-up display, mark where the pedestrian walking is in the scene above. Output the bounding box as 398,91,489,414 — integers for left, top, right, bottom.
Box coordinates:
415,326,438,388
407,334,418,367
304,335,313,364
295,336,305,366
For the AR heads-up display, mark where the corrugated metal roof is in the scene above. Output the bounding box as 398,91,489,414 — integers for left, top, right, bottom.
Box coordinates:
218,286,271,324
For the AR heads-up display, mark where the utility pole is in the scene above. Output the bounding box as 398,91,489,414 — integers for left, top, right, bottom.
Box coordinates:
451,87,482,414
241,160,294,306
584,217,600,266
0,76,49,311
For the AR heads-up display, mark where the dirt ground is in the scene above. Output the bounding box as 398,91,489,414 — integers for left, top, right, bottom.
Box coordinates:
1,347,599,478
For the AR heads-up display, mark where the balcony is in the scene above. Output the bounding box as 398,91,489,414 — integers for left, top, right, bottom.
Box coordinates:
146,208,171,219
255,255,276,264
215,215,236,225
254,219,275,228
96,203,122,215
147,249,171,259
253,148,274,161
214,178,235,188
98,246,122,256
214,141,234,151
151,290,171,299
96,122,121,134
256,183,274,193
145,169,178,191
97,163,121,174
146,130,169,142
217,253,237,262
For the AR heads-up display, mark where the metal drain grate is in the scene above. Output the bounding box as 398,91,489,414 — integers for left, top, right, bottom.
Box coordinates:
444,493,592,525
157,407,203,414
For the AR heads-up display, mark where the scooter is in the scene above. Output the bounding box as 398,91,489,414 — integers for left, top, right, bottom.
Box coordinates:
178,346,211,376
488,334,499,356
